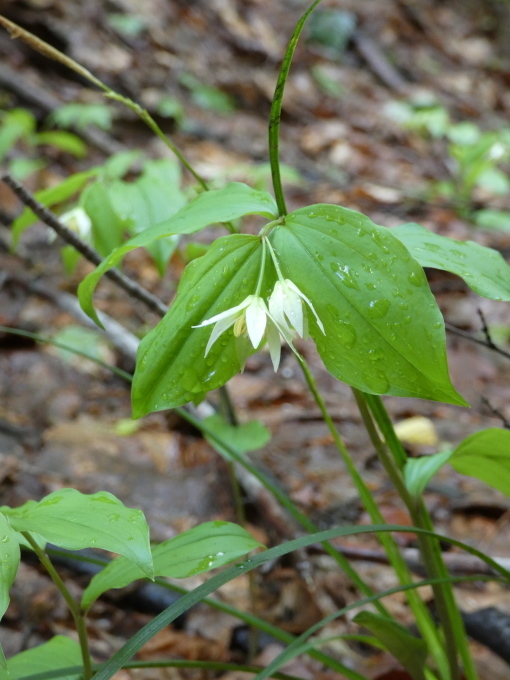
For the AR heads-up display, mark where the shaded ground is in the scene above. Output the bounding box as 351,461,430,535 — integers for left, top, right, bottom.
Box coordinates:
1,0,510,678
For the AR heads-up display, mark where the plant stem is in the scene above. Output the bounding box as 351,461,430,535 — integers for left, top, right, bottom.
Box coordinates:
22,532,93,680
297,361,447,679
358,391,479,680
268,0,323,216
178,405,389,616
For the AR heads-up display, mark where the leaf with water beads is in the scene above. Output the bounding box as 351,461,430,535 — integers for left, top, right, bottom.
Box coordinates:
392,222,510,301
270,204,466,404
3,489,153,578
82,521,264,610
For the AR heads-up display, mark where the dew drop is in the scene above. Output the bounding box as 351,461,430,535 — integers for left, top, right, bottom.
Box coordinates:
367,299,390,319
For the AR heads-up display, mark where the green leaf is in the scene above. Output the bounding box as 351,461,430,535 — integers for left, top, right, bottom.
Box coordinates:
3,489,153,579
476,166,510,195
203,414,271,461
0,513,20,598
34,131,87,158
0,109,35,162
101,149,143,180
107,158,186,275
353,612,428,680
82,521,263,609
0,636,82,680
449,428,510,496
12,170,98,245
474,209,510,231
404,450,453,498
0,512,20,665
78,182,277,326
271,205,466,404
48,103,112,132
392,222,510,301
131,234,270,416
81,181,125,256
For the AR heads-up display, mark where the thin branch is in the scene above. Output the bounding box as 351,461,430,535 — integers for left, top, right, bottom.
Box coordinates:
445,321,510,361
481,396,510,430
1,173,168,318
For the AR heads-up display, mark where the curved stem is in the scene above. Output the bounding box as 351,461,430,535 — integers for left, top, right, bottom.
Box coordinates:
297,360,448,677
268,0,323,215
358,391,478,680
22,533,93,680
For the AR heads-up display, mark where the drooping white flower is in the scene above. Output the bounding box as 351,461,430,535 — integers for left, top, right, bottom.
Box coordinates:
193,294,279,358
269,279,325,339
59,207,92,240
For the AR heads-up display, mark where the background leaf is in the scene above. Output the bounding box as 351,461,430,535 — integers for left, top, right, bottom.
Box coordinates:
82,521,263,609
12,170,98,245
353,612,427,680
404,450,453,497
78,182,277,325
107,158,186,275
0,636,82,680
80,181,125,256
271,206,466,404
202,414,271,461
0,513,20,668
449,428,510,496
4,489,153,578
392,222,510,300
131,234,272,416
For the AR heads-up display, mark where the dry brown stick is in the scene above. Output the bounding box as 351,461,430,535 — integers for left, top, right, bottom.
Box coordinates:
445,321,510,361
1,173,169,319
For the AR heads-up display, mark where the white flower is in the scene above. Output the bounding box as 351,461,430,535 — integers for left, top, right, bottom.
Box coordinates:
194,295,284,369
59,207,92,240
269,279,325,339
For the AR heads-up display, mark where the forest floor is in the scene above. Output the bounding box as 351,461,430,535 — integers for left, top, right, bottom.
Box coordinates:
1,0,510,678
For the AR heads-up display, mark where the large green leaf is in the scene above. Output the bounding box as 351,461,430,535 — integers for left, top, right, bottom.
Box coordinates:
131,234,272,416
82,521,263,610
12,170,98,245
449,428,510,496
392,222,510,301
78,182,278,325
353,612,427,680
3,489,153,579
0,512,20,668
271,205,466,404
0,636,82,680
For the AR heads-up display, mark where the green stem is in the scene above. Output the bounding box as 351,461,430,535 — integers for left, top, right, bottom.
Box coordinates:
178,406,389,617
268,0,323,216
22,533,93,680
359,392,478,680
297,361,447,678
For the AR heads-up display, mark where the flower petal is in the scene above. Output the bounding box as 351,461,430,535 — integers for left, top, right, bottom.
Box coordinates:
266,319,282,371
282,282,304,337
269,283,294,337
285,280,325,334
193,296,253,329
245,297,268,349
204,315,237,355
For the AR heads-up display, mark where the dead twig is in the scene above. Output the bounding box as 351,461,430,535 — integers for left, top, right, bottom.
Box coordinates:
445,321,510,362
1,173,169,319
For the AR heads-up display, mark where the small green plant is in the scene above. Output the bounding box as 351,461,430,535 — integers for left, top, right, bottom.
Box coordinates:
386,96,510,226
48,102,113,132
0,107,87,179
3,4,510,680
